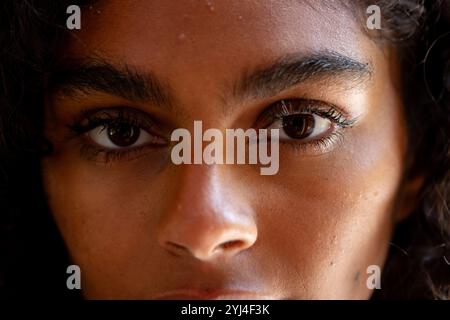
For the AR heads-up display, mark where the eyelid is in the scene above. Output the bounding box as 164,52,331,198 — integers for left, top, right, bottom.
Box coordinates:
68,107,169,163
86,125,166,150
68,107,162,135
256,98,357,129
255,98,356,156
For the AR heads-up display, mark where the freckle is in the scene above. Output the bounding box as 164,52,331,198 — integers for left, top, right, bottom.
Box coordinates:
329,261,334,266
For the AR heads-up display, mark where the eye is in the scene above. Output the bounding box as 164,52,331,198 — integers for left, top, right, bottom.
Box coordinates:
267,113,333,142
87,122,164,149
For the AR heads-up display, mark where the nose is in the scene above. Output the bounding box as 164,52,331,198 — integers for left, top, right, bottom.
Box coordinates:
157,165,257,261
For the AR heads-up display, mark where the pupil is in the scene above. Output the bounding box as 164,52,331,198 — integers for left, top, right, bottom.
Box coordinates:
107,123,140,147
282,114,315,139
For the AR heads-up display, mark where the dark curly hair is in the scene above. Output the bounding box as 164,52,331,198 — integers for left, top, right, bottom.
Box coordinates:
367,0,450,299
0,0,448,299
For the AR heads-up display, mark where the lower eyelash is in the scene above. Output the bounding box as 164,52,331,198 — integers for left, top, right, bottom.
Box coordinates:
280,131,345,154
68,108,167,163
259,99,355,154
79,139,154,163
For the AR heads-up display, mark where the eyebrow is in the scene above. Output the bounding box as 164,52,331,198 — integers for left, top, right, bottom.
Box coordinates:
49,59,173,107
49,51,372,110
231,51,373,102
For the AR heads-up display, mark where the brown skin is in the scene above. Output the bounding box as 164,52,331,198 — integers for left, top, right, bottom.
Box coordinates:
42,1,415,299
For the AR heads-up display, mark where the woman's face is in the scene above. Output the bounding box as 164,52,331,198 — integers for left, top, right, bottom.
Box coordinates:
42,0,408,299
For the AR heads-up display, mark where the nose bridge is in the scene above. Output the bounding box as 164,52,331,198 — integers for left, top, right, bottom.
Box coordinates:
157,164,257,261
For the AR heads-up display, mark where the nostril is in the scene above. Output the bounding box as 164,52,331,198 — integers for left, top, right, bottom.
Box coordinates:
166,241,188,254
218,240,245,251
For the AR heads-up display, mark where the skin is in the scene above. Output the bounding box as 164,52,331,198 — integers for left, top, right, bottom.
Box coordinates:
42,0,415,299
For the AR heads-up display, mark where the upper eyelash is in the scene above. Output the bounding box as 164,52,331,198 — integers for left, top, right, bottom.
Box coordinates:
68,107,157,134
67,108,165,163
256,98,355,154
68,100,353,162
258,99,357,128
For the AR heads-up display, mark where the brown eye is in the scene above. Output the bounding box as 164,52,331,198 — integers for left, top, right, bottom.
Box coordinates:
87,122,165,149
267,113,332,142
282,114,315,139
107,123,140,147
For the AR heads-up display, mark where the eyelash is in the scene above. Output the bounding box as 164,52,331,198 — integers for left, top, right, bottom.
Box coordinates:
68,99,356,162
258,99,357,153
68,108,166,162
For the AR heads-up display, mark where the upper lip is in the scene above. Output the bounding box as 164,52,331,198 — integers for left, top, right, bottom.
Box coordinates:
153,288,276,300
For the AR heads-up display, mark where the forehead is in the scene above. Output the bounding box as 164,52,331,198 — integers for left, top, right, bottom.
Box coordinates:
59,0,377,115
67,0,366,66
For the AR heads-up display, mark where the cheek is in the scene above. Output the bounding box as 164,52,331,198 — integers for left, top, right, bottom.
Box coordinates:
41,153,170,295
257,100,406,298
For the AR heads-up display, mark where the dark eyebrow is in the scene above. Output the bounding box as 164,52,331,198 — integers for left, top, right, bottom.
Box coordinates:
231,51,373,102
48,52,371,113
48,59,173,107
